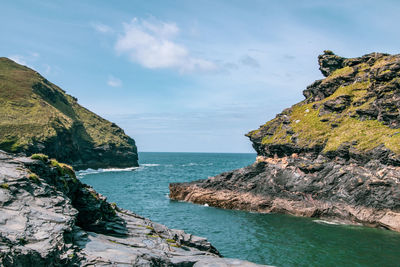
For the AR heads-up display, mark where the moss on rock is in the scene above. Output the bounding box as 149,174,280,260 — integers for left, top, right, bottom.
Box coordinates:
247,52,400,161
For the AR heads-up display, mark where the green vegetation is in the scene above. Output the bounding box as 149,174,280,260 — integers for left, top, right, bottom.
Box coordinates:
28,173,40,183
31,153,49,162
322,66,353,83
253,54,400,155
0,183,9,189
166,239,176,243
0,57,135,157
146,233,159,238
67,253,75,259
50,159,76,179
324,118,400,153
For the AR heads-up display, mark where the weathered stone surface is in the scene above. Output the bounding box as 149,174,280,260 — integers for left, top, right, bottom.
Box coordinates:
170,51,400,232
318,50,346,77
0,151,268,266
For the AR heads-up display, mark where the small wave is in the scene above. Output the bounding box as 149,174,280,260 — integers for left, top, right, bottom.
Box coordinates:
182,163,198,166
77,166,139,177
181,162,214,167
141,164,160,167
313,219,344,226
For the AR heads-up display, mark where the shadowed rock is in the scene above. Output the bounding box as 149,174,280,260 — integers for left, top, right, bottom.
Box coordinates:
0,151,268,266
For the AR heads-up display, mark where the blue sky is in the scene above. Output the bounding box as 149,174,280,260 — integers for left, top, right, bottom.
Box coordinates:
2,0,400,152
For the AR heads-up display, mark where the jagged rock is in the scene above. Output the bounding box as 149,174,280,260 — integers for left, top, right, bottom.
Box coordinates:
318,50,345,77
0,151,267,266
170,51,400,232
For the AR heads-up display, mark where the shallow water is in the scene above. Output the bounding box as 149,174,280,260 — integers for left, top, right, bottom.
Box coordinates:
78,152,400,267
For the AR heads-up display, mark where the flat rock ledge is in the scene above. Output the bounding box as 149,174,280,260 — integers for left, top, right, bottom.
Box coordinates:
0,150,268,266
170,155,400,232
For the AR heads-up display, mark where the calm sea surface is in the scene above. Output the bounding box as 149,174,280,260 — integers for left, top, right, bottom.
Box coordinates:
78,152,400,267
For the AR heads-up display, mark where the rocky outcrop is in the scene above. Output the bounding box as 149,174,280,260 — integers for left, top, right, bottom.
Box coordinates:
0,58,138,170
170,51,400,232
0,151,266,266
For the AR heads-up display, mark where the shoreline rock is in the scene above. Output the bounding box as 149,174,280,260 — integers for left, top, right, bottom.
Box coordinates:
170,51,400,232
0,150,267,266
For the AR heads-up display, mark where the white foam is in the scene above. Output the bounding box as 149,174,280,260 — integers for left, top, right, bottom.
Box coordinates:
141,164,160,167
77,166,139,178
313,219,343,226
182,163,198,166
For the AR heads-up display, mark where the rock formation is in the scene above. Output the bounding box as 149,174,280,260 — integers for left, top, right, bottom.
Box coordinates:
0,58,138,170
0,151,266,266
170,51,400,232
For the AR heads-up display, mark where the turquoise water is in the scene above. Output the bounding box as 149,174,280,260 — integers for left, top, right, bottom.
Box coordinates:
78,152,400,267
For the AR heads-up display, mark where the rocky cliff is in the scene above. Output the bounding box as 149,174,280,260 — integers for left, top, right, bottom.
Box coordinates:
0,58,138,170
170,51,400,232
0,151,266,266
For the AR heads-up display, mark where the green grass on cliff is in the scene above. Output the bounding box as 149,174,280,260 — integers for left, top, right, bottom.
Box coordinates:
0,57,132,153
322,66,354,83
253,58,400,155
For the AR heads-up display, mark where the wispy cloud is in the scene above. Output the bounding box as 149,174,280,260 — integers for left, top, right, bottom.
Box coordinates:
107,75,122,87
240,55,260,68
92,22,114,34
8,52,40,67
115,18,217,73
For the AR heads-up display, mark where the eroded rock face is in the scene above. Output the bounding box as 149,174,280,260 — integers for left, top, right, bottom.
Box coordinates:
0,151,267,266
318,50,346,77
170,51,400,232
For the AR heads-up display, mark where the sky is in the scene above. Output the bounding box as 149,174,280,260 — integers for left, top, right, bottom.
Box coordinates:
1,0,400,152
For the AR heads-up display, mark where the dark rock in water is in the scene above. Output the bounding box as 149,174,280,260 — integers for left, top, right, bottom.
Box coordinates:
0,57,138,170
170,51,400,232
0,151,267,266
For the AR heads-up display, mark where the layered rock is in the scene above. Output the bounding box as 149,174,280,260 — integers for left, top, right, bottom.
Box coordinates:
170,51,400,232
0,151,266,266
0,58,138,170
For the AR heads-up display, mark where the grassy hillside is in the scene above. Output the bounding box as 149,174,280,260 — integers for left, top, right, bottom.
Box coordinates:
247,52,400,161
0,57,138,169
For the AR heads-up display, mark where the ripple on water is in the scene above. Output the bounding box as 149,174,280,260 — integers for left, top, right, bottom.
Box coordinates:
80,152,400,267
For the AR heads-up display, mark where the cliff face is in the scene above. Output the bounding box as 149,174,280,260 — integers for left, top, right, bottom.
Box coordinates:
0,58,138,170
170,51,400,232
246,51,400,164
0,151,265,266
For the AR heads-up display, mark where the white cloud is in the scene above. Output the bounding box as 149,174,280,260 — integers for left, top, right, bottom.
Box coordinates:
107,75,122,87
115,18,217,73
9,52,40,67
92,22,113,34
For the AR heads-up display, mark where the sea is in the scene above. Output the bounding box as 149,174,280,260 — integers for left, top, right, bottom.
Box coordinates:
77,152,400,267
